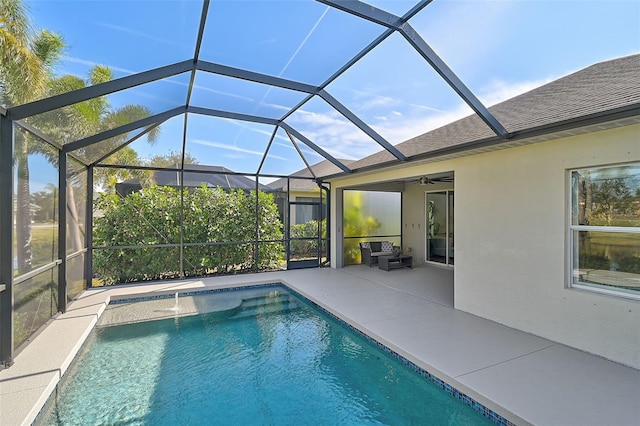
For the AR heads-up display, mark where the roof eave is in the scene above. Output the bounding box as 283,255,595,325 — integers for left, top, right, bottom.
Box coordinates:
322,103,640,181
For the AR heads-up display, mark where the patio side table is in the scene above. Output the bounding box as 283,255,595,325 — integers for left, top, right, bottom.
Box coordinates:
378,255,413,271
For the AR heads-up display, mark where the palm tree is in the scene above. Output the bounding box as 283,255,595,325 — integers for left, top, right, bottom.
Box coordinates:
34,65,161,253
1,0,64,274
0,0,62,105
2,0,159,273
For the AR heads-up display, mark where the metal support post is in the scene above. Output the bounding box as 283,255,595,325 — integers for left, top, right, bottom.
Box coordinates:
58,152,68,312
0,115,15,366
254,177,260,272
85,166,94,288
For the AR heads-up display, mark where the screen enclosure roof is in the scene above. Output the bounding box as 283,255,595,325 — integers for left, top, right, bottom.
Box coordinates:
4,0,637,181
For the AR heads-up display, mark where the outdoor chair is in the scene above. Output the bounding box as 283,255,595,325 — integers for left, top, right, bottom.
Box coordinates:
359,241,394,267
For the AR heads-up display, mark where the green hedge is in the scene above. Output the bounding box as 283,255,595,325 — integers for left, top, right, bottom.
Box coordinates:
93,186,284,284
289,219,324,259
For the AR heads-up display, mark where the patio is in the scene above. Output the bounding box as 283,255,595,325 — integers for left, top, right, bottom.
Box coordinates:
1,265,638,425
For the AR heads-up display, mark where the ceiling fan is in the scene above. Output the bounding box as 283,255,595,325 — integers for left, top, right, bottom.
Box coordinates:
415,175,454,185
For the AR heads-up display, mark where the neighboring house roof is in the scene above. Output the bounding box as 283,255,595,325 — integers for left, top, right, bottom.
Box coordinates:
116,164,272,196
268,159,356,191
348,54,640,171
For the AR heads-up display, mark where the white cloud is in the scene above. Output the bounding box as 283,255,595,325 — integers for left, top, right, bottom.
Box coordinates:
285,76,557,159
258,101,292,112
191,84,255,102
191,139,288,161
286,109,378,159
62,56,137,76
95,22,186,50
479,77,555,107
372,103,474,143
355,94,398,110
226,120,278,139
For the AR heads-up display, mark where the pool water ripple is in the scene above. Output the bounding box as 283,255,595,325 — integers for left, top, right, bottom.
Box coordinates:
37,287,494,425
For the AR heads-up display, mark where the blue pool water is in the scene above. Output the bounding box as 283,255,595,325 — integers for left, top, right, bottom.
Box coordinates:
38,286,495,425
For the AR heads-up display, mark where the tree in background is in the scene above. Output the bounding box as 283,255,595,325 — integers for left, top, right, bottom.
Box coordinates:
1,0,64,274
37,66,161,193
147,150,199,168
36,66,162,255
591,179,633,226
1,0,65,345
0,0,62,105
2,0,163,273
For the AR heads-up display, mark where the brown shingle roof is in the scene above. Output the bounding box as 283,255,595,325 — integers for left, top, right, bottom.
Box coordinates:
268,159,355,191
349,54,640,170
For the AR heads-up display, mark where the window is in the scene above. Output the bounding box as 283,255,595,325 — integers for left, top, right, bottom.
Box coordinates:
294,197,321,224
343,190,402,265
570,163,640,299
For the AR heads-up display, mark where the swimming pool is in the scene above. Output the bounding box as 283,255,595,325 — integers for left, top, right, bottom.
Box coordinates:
37,285,497,425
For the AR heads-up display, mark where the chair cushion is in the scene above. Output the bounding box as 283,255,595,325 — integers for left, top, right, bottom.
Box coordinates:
381,241,393,252
370,242,382,252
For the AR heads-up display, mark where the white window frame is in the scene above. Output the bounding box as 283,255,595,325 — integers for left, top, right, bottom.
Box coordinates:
568,163,640,300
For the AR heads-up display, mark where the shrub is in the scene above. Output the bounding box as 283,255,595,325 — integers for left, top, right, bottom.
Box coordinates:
93,186,284,284
289,219,323,259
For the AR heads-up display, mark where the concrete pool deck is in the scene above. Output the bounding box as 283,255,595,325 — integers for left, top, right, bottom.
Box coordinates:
1,265,639,425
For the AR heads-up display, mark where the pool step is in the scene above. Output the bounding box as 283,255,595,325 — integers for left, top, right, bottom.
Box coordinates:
99,289,299,327
230,293,300,320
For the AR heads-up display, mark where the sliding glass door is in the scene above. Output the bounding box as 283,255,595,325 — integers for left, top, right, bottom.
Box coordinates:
426,191,454,266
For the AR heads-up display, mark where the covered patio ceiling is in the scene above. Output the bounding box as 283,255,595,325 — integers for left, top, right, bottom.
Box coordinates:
4,0,513,180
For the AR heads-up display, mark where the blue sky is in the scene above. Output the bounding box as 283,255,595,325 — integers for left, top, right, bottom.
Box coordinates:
22,0,640,187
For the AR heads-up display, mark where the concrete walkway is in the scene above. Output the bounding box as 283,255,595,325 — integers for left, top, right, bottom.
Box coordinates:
1,265,639,425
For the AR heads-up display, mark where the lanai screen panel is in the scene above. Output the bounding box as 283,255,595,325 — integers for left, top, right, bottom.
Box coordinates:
326,32,478,146
24,73,190,153
259,128,324,178
66,158,88,301
12,127,61,348
200,0,387,85
66,158,87,255
183,114,274,174
190,72,309,119
412,1,640,103
13,127,60,274
285,96,378,161
365,1,420,15
29,1,201,86
96,115,188,168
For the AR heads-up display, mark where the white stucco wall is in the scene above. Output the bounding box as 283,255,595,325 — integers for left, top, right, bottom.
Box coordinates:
454,124,639,369
330,123,640,368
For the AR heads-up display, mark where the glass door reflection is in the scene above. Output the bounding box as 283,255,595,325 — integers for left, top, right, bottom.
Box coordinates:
426,191,454,266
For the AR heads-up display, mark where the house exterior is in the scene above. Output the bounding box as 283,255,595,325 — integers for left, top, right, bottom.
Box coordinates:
327,54,640,369
267,159,354,225
116,164,271,196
